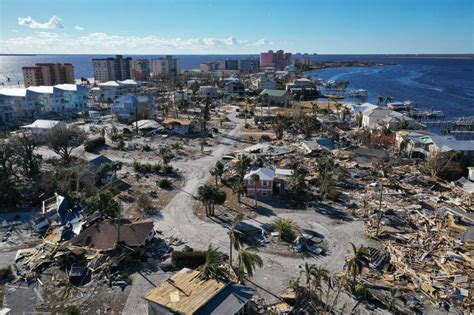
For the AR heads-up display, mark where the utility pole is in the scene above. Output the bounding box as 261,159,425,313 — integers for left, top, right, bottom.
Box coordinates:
375,182,384,237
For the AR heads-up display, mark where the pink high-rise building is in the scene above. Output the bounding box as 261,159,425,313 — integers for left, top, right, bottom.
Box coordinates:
259,50,292,69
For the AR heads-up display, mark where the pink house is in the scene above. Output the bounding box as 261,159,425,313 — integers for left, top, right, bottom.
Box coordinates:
244,168,275,198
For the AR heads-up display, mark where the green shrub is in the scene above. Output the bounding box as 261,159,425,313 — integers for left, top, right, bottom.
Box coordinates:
158,179,172,189
63,305,80,315
162,165,174,175
152,163,162,172
0,266,12,282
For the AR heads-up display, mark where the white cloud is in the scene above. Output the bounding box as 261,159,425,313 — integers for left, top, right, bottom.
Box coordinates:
18,15,64,30
0,32,274,54
75,26,84,31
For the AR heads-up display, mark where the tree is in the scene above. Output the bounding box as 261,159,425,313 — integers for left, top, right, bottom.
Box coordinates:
45,125,86,162
85,189,121,218
0,140,21,210
299,263,329,300
385,288,402,311
233,154,252,179
272,217,298,242
198,245,228,281
12,133,42,179
385,96,394,105
341,106,351,123
250,173,260,208
311,265,330,300
377,95,385,106
272,114,290,140
288,172,306,194
236,246,263,282
201,96,211,132
200,139,207,153
422,151,463,180
197,184,227,216
346,242,370,290
230,179,245,203
159,146,172,166
228,214,243,268
210,161,224,185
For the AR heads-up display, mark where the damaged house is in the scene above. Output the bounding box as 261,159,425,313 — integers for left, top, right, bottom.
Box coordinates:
144,268,255,315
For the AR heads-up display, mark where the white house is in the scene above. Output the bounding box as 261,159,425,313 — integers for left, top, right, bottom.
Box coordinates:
21,119,66,136
362,107,418,130
112,95,137,120
94,80,139,102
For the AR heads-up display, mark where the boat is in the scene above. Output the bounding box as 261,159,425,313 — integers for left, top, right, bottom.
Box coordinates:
387,101,415,111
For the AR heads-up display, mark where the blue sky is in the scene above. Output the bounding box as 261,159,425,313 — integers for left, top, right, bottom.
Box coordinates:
0,0,472,54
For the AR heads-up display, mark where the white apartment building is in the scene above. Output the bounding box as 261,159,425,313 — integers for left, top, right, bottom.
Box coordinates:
92,80,139,102
0,84,89,122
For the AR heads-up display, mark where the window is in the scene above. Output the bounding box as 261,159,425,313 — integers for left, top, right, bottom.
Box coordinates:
248,180,255,185
262,190,267,196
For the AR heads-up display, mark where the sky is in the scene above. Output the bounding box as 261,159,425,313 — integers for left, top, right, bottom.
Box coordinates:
0,0,473,54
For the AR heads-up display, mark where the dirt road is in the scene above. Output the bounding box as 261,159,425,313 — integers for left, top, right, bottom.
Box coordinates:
123,108,376,313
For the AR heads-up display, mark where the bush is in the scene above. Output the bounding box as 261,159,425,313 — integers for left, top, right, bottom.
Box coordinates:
63,305,80,315
84,137,105,153
162,165,174,175
327,187,341,201
158,179,172,189
260,134,271,142
0,266,12,283
272,218,298,242
171,250,206,269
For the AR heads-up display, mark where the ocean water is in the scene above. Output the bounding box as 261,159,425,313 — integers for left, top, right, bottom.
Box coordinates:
0,54,258,84
306,57,474,119
0,54,473,119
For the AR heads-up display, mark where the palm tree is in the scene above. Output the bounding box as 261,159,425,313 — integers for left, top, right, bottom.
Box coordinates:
341,106,351,123
346,242,370,290
228,214,243,268
210,160,225,185
300,262,314,288
377,95,385,106
199,245,228,281
311,266,330,300
272,217,298,242
236,246,263,283
233,154,252,179
385,288,402,311
385,96,393,105
197,184,227,216
231,179,246,203
250,173,260,208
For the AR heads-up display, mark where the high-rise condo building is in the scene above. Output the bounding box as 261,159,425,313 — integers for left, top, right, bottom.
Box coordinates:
259,50,292,69
92,55,133,82
22,63,75,87
151,56,180,77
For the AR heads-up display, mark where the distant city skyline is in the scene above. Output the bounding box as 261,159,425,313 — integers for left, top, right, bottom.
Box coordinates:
0,0,472,54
